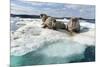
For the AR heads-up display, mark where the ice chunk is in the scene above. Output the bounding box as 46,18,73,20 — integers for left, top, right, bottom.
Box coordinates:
11,18,95,57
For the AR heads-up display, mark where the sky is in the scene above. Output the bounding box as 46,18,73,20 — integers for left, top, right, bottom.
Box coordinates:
11,0,95,19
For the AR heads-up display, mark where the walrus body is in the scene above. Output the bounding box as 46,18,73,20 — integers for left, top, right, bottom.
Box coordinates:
40,14,48,25
66,17,80,33
43,17,56,29
52,21,66,30
40,14,66,30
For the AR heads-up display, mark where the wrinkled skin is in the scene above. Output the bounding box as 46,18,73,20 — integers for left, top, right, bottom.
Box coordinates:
66,17,80,33
40,14,66,30
40,14,48,25
52,21,66,30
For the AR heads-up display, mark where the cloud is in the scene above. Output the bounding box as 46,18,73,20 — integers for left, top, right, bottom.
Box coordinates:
11,0,95,19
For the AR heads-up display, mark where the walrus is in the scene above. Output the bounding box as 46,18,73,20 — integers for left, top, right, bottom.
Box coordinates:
51,21,66,30
40,14,66,30
40,14,48,25
40,14,56,29
66,17,80,33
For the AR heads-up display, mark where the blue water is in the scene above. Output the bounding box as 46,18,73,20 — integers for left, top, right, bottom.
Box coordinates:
10,43,95,66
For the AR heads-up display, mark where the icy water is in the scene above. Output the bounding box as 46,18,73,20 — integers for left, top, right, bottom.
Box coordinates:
10,44,95,66
10,38,95,66
10,17,95,66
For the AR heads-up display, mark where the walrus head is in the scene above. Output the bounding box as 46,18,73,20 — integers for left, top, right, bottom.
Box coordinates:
40,14,48,22
71,17,79,22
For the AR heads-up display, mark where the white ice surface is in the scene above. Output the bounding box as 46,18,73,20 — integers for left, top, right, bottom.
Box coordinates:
11,18,95,62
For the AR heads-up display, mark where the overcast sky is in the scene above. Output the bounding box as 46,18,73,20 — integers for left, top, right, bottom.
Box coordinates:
11,0,95,19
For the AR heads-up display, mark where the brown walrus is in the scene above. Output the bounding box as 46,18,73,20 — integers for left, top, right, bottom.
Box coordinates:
40,14,48,25
51,21,66,30
66,17,80,33
40,14,66,30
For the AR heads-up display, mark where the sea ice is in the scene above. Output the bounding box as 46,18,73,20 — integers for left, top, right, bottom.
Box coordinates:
11,18,95,62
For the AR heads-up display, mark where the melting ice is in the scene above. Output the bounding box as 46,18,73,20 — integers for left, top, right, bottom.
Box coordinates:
11,18,95,65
